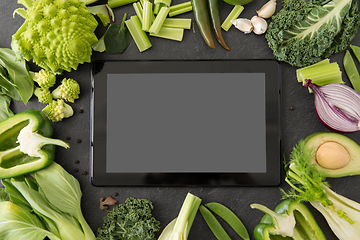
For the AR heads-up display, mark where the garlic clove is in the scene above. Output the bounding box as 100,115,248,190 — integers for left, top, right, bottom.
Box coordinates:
251,16,268,35
256,0,276,19
231,18,253,34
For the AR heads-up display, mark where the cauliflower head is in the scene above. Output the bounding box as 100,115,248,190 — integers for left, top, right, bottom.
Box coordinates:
12,0,98,73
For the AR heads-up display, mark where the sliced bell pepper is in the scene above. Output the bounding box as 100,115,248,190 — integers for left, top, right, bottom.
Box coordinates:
251,199,326,240
0,109,69,178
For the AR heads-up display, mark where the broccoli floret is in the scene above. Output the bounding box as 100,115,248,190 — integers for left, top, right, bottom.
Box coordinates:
97,198,160,240
34,87,53,104
12,0,98,73
42,99,73,122
52,78,80,103
33,69,56,89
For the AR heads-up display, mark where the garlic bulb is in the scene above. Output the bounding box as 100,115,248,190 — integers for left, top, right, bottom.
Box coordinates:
251,16,268,35
256,0,276,19
231,18,253,34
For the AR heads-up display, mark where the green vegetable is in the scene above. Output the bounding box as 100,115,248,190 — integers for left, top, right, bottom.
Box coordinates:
168,1,193,17
0,109,69,178
222,0,251,6
199,205,232,240
205,202,249,240
0,162,96,240
162,18,192,29
34,87,53,104
0,95,14,122
209,0,230,50
87,4,114,26
108,0,137,8
97,197,160,240
158,192,201,240
12,0,98,73
266,0,360,67
149,7,170,35
221,5,244,31
31,69,56,89
344,50,360,93
0,48,34,105
251,199,326,240
192,0,216,49
51,78,80,103
125,16,152,52
284,139,360,239
150,27,184,41
42,99,74,122
104,14,132,54
143,0,154,32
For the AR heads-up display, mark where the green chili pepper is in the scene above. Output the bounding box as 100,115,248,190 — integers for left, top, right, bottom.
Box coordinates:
192,0,216,49
208,0,230,50
0,109,69,178
251,199,326,240
344,48,360,93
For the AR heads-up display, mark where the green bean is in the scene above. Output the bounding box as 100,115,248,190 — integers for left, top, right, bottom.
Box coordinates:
206,202,250,240
343,50,360,93
199,205,232,240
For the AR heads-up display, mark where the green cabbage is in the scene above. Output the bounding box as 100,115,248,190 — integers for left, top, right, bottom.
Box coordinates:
266,0,360,67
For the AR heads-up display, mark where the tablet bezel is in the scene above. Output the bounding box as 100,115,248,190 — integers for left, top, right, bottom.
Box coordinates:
90,60,282,186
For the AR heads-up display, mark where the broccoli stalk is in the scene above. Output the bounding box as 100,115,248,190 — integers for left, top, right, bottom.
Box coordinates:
52,78,80,103
42,99,74,122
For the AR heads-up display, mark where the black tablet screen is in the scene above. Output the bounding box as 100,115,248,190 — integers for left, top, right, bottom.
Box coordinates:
106,73,266,173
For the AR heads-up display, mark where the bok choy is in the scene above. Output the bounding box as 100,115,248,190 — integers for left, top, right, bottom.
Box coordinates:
284,139,360,239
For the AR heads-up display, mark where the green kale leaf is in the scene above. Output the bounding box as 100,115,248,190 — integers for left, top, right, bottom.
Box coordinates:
266,0,360,67
97,197,160,240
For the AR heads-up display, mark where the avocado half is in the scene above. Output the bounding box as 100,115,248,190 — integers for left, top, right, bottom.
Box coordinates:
304,132,360,178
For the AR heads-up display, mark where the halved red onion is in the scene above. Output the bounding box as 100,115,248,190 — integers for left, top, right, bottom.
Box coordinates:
304,79,360,132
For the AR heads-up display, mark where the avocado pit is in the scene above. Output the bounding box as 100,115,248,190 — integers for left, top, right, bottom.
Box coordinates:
315,141,350,170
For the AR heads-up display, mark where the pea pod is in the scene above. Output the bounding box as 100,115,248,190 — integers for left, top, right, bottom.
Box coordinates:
205,202,249,240
343,50,360,93
208,0,230,50
199,205,232,240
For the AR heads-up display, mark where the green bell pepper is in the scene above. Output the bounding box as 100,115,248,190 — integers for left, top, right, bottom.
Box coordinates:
0,109,69,178
251,199,326,240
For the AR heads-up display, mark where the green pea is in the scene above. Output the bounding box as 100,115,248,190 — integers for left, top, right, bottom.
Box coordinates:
343,50,360,93
206,202,250,240
199,205,232,240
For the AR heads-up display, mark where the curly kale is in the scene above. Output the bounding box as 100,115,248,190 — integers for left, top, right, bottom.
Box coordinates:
266,0,360,67
97,198,160,240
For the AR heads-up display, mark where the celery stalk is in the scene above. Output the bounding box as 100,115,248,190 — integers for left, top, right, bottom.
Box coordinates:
221,5,244,31
125,16,152,52
133,2,143,23
154,3,165,15
142,0,153,31
155,0,172,7
149,7,170,34
169,1,192,17
150,27,184,41
162,18,191,29
296,59,330,82
108,0,137,8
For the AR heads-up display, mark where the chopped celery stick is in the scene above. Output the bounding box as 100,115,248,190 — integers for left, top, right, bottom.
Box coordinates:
154,0,172,7
149,7,170,34
125,16,152,52
169,1,192,17
154,3,165,15
108,0,137,8
296,59,330,82
142,0,153,31
221,5,244,31
133,2,143,23
150,27,184,41
163,18,191,29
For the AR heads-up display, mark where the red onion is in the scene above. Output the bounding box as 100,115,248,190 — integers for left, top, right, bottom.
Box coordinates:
304,79,360,132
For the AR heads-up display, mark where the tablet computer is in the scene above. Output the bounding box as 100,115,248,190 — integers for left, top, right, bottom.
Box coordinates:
90,60,282,186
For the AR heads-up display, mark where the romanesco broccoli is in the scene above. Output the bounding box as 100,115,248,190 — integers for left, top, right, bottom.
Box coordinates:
34,87,53,104
32,69,56,89
12,0,98,73
52,78,80,103
42,99,74,122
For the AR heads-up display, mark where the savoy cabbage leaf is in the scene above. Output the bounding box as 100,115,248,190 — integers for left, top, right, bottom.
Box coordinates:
266,0,360,67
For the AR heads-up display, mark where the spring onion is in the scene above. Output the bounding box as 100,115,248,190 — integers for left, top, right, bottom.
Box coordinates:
168,1,193,17
125,16,152,52
304,79,360,132
222,5,244,31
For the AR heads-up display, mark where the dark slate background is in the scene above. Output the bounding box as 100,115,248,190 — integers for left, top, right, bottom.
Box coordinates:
1,0,360,239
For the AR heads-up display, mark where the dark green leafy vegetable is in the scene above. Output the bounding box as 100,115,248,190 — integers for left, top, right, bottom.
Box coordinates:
266,0,360,67
0,94,13,122
104,14,132,54
97,197,160,240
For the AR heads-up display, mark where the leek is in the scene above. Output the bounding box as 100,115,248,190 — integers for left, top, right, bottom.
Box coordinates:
158,193,201,240
221,5,244,31
169,1,192,17
125,16,152,52
149,7,170,34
